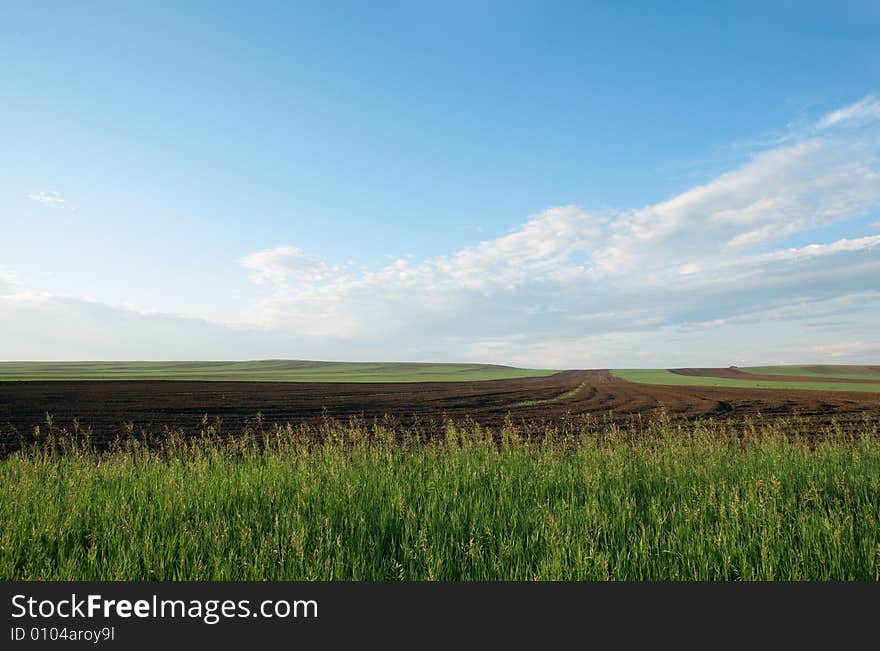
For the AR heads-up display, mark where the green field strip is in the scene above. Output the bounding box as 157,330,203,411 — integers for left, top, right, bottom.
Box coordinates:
0,361,559,383
612,369,880,392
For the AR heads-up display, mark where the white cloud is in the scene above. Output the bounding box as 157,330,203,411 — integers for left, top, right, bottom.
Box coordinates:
26,191,65,206
741,235,880,264
593,138,880,272
239,246,336,289
819,94,880,128
0,268,21,296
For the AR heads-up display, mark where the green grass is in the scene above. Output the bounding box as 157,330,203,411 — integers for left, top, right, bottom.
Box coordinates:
0,360,558,383
612,369,880,392
2,418,879,580
743,365,880,381
513,382,587,407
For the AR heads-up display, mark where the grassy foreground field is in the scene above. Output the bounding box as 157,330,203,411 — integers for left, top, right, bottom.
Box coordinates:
0,360,557,383
612,368,880,392
3,418,878,580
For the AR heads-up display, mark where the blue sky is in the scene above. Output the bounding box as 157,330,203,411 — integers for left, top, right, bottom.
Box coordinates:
2,2,879,366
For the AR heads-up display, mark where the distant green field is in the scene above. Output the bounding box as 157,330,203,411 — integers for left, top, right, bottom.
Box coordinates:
0,360,558,383
612,369,880,393
743,365,880,381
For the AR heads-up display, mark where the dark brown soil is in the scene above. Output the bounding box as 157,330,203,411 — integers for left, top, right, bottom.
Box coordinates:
2,370,878,451
804,365,880,375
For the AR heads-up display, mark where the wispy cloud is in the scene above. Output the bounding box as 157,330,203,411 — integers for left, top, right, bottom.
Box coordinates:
26,191,65,207
818,94,880,128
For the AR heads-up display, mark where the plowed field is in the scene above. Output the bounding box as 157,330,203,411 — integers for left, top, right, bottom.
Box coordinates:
3,369,878,451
